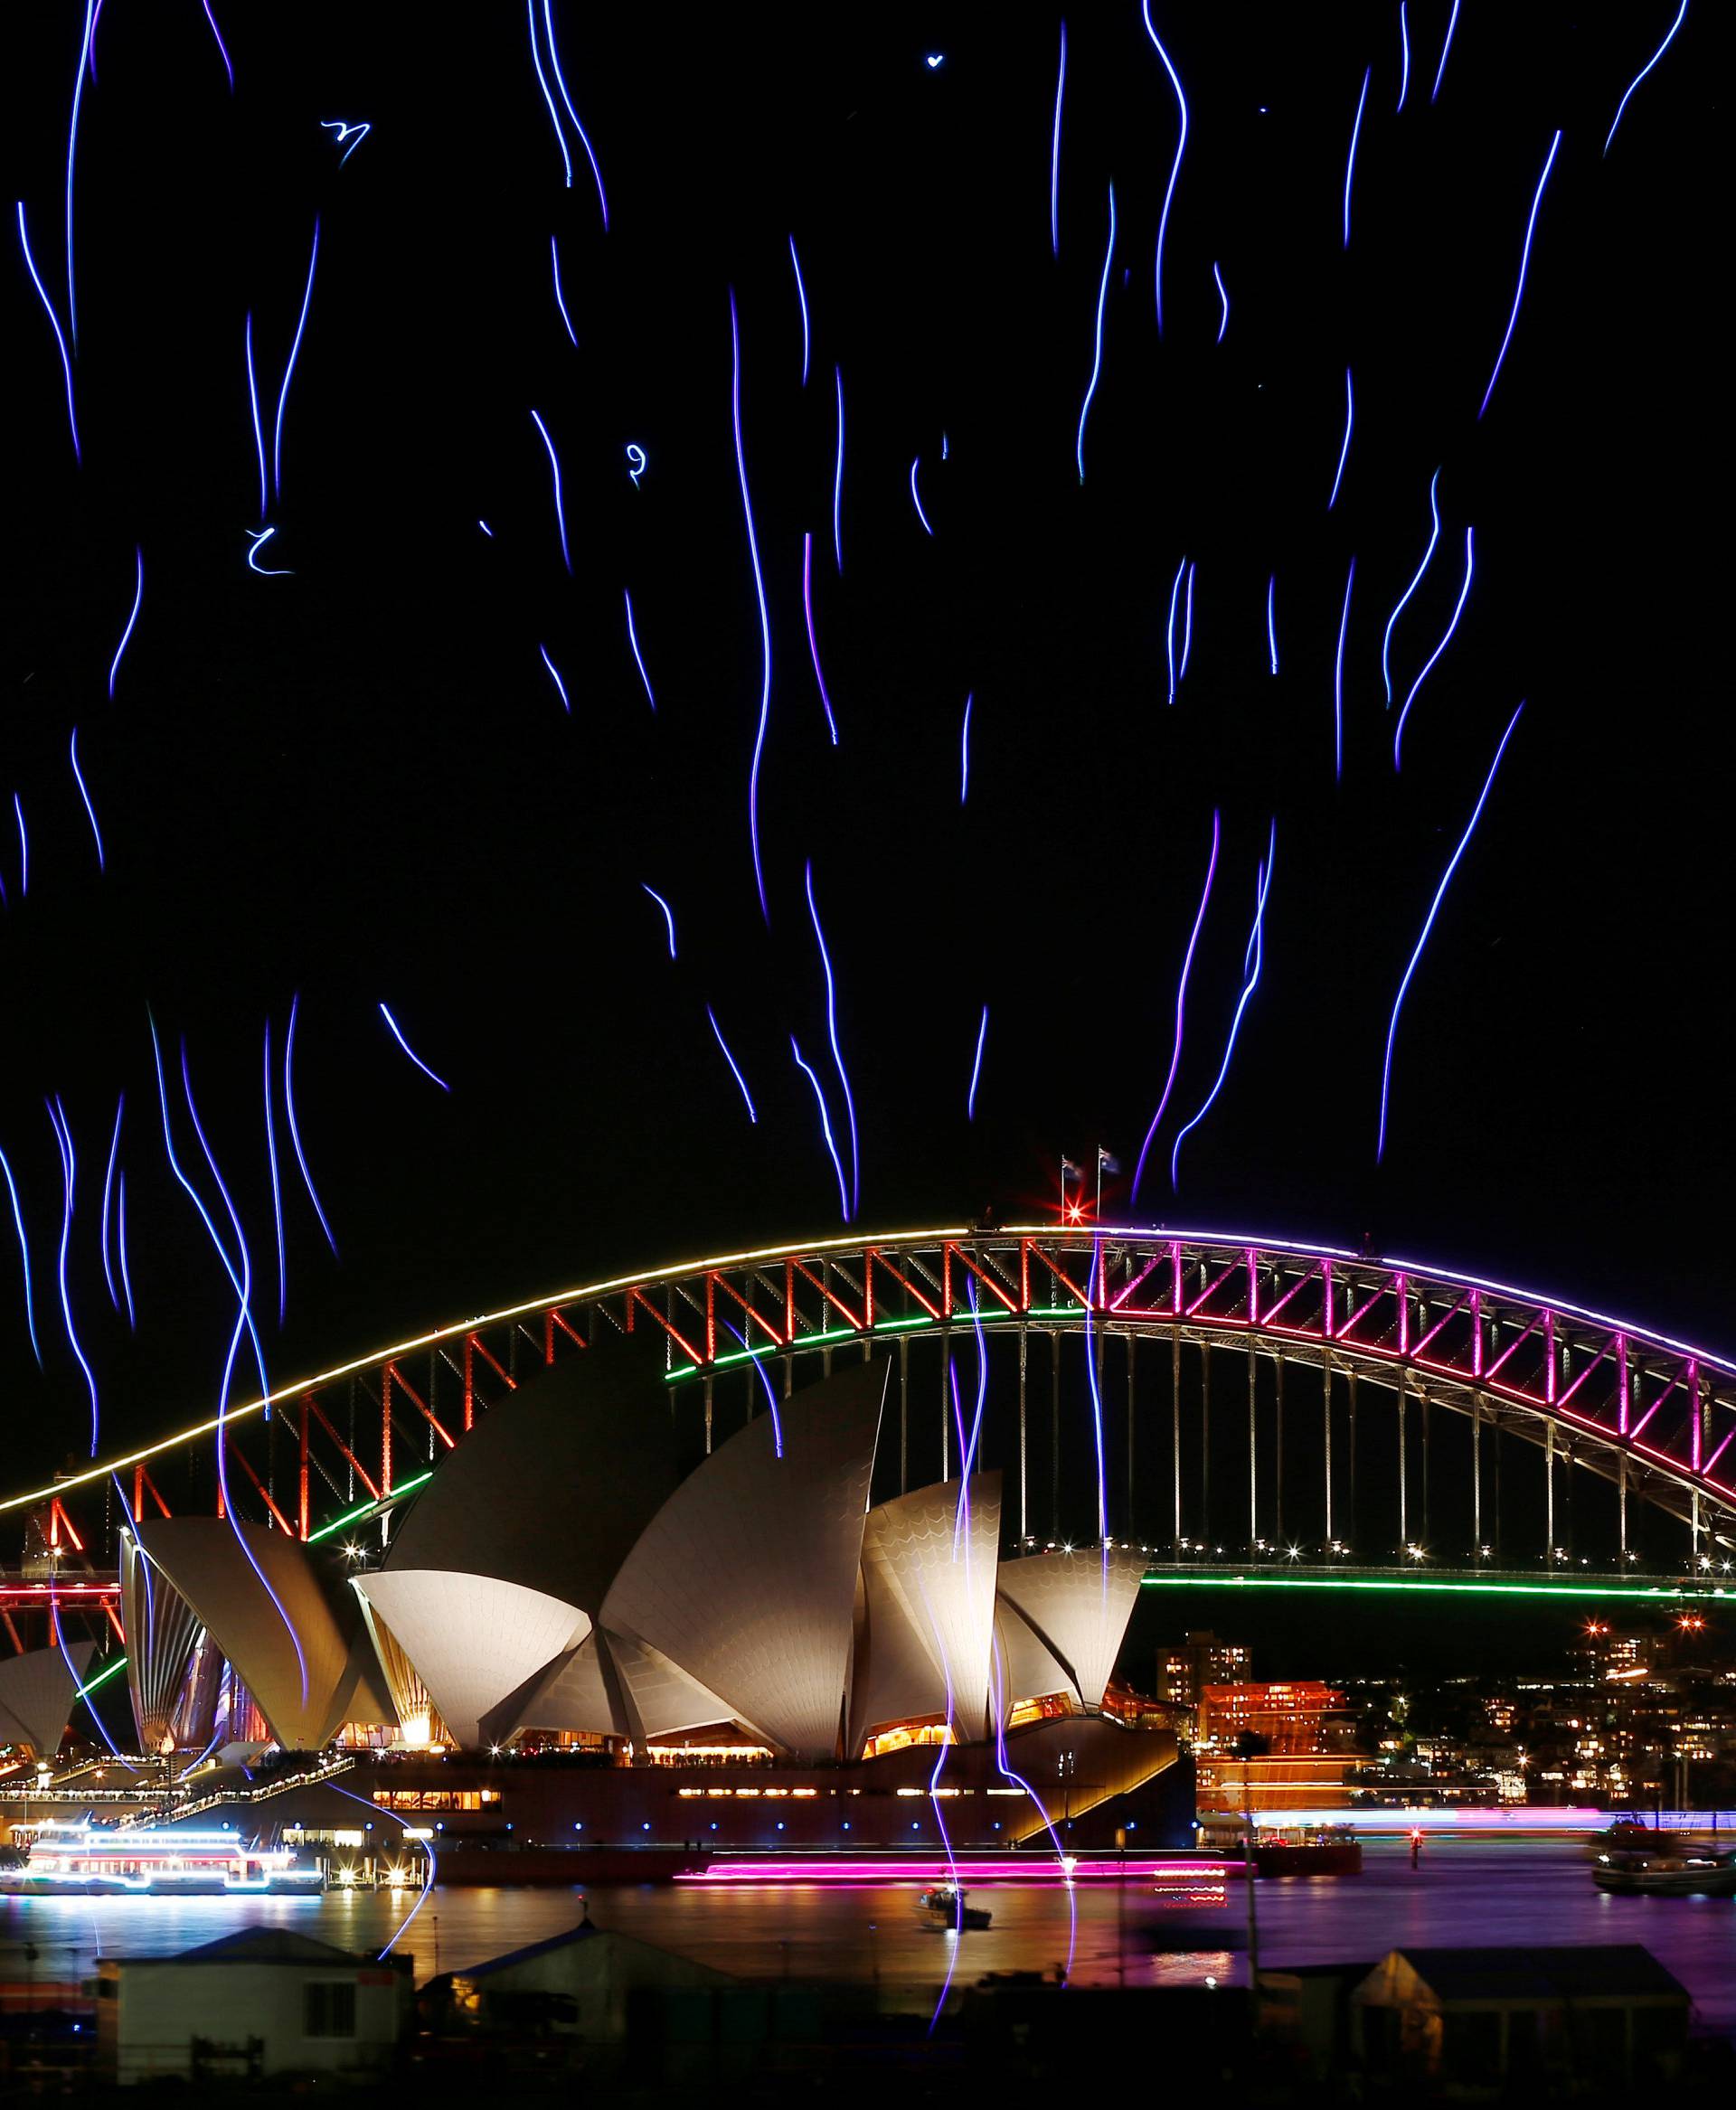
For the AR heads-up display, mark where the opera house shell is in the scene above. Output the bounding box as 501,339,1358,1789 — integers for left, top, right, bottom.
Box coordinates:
118,1346,1150,1769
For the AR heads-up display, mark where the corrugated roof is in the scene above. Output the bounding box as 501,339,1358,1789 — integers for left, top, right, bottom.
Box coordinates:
163,1927,375,1966
1384,1945,1688,2002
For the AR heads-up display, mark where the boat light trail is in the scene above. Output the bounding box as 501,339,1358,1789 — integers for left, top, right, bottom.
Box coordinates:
1382,469,1441,703
730,290,773,923
108,548,143,698
706,1009,758,1124
1431,0,1459,101
1378,702,1525,1160
1335,556,1355,781
1392,527,1474,768
550,237,578,345
379,1004,450,1091
15,204,79,462
284,993,337,1256
624,590,656,710
790,1036,849,1222
0,1147,42,1365
1139,5,1187,334
538,645,571,712
642,884,677,959
542,0,609,226
1605,2,1689,155
1076,182,1115,482
788,235,809,383
1327,368,1353,509
1131,809,1219,1204
529,409,571,572
1344,66,1370,245
1477,129,1561,420
967,1006,988,1120
1171,824,1276,1189
1050,23,1066,256
801,534,840,744
806,862,860,1219
271,220,321,504
70,730,104,871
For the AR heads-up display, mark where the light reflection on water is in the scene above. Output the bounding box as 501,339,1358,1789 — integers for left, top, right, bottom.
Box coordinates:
5,1842,1733,2030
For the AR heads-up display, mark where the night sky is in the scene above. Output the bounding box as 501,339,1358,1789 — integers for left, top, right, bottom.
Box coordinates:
0,0,1722,1637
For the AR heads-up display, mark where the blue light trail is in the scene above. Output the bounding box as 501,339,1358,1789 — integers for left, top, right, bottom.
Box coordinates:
0,1147,42,1365
1327,367,1353,509
379,1004,450,1091
967,1006,988,1121
1431,0,1460,100
801,534,840,745
100,1096,123,1313
1139,5,1188,334
202,1,233,89
1050,23,1066,257
1171,823,1276,1189
1393,527,1474,768
264,1021,286,1326
66,1,96,349
320,119,370,164
625,590,656,711
806,862,860,1219
551,236,578,345
244,316,266,521
731,290,773,923
1477,130,1561,421
1379,702,1526,1159
1605,2,1689,155
284,993,337,1257
108,548,143,699
1212,261,1229,342
245,529,291,576
832,365,844,570
70,730,103,871
1266,575,1278,674
529,408,571,572
542,0,609,228
538,644,570,712
1335,555,1355,781
790,1036,849,1222
910,457,934,535
1130,809,1219,1204
1076,182,1115,482
788,235,809,384
1397,4,1410,110
1344,67,1370,246
706,1008,758,1124
959,692,974,804
46,1100,99,1454
1165,556,1186,704
272,220,321,504
1382,468,1441,704
526,0,573,187
15,203,79,462
642,884,677,959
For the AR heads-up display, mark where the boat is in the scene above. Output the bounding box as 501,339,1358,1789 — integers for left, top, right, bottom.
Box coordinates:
1252,1823,1363,1878
1592,1847,1736,1897
919,1884,993,1929
0,1820,324,1897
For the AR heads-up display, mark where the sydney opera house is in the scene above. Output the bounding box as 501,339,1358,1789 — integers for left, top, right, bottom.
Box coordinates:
106,1350,1185,1851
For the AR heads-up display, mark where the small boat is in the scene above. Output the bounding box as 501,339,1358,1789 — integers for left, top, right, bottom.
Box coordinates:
1592,1848,1736,1898
919,1883,992,1929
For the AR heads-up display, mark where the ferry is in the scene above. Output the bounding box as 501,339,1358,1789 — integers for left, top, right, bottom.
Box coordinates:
1592,1846,1736,1898
0,1821,324,1897
919,1884,993,1929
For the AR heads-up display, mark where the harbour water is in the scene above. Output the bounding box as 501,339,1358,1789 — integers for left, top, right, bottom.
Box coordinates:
5,1840,1733,2031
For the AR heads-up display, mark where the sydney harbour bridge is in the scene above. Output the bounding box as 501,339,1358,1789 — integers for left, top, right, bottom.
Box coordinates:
5,1225,1732,1672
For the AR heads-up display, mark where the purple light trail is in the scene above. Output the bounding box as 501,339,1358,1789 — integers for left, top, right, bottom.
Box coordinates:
1170,822,1276,1189
1130,809,1220,1204
730,290,773,923
1393,527,1474,768
801,534,840,744
1477,130,1562,420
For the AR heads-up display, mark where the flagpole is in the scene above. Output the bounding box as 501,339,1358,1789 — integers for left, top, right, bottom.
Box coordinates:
1096,1151,1103,1222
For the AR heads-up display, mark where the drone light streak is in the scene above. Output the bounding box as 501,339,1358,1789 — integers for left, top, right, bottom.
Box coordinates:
264,1022,286,1326
1605,2,1689,155
1075,182,1115,482
320,120,370,164
1335,556,1356,782
967,1006,988,1120
1130,809,1219,1204
730,290,773,924
550,237,578,345
525,0,573,187
1431,0,1460,101
1477,129,1561,420
1392,528,1474,768
244,529,291,576
1397,3,1410,110
910,457,934,535
1212,261,1229,342
1327,367,1354,509
177,1038,276,1431
791,1037,849,1223
721,1318,783,1456
832,365,845,570
100,1096,124,1313
1179,561,1196,681
1171,824,1276,1190
805,862,860,1219
1381,468,1441,704
244,316,266,521
706,1008,758,1124
1344,67,1370,246
14,798,26,897
0,1148,42,1365
626,443,646,486
70,730,104,871
1165,557,1186,704
624,590,657,711
108,549,143,699
538,645,571,712
66,0,96,349
271,220,321,504
959,690,975,804
542,0,609,228
1050,23,1066,256
15,203,79,462
46,1101,99,1455
117,1171,135,1328
801,534,840,744
788,235,809,384
642,885,677,959
989,1634,1077,1970
379,1004,451,1091
1138,5,1187,335
284,994,338,1257
201,1,234,90
1266,576,1278,674
1378,702,1526,1161
529,409,571,573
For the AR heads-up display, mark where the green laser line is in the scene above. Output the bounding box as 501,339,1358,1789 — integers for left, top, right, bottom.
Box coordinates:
1139,1573,1725,1600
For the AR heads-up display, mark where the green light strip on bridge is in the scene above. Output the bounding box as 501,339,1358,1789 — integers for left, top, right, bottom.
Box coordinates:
305,1469,434,1546
72,1655,128,1703
661,1303,1089,1383
1140,1574,1724,1601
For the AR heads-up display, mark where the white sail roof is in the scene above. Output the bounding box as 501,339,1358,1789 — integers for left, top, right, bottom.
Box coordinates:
850,1474,1001,1752
0,1642,95,1758
354,1569,590,1748
600,1359,886,1761
121,1534,203,1751
994,1546,1144,1710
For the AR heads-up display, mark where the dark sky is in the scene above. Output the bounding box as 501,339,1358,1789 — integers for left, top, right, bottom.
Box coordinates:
0,0,1724,1550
